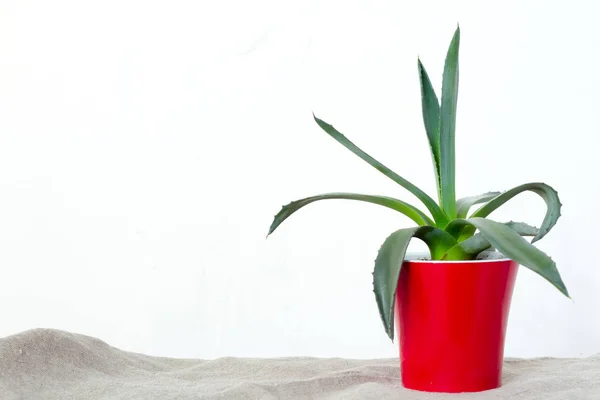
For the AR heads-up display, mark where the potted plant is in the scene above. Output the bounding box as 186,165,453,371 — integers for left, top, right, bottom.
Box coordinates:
266,26,569,393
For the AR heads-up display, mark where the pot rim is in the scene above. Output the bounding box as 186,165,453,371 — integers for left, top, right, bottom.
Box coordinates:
405,252,512,264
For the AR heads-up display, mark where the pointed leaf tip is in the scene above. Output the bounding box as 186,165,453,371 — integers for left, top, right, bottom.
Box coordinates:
267,193,435,239
417,58,442,206
438,25,460,218
470,183,562,243
311,115,447,224
466,218,569,297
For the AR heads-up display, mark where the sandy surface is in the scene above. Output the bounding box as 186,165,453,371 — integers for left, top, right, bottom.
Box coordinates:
0,329,598,399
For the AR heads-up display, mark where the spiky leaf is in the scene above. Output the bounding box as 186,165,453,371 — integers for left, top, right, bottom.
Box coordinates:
313,116,448,226
469,183,562,243
444,221,540,259
418,59,441,202
373,226,457,340
267,193,434,236
439,26,460,218
456,218,569,297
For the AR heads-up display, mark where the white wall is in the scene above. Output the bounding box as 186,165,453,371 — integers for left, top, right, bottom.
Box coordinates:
0,0,598,359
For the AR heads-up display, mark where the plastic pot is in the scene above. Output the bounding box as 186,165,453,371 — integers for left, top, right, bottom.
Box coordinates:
395,258,518,393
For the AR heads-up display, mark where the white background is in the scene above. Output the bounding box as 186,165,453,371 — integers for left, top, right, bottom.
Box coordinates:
0,0,598,359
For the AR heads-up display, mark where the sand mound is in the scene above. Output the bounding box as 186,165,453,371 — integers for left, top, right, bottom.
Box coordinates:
0,329,598,399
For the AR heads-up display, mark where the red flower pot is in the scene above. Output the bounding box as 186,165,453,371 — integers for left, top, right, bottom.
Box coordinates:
395,258,518,393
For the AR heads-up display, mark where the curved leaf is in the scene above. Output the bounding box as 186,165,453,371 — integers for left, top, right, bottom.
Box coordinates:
313,115,448,226
444,221,540,259
470,183,562,243
267,193,434,236
453,218,569,297
418,59,441,203
373,226,457,340
456,191,501,218
439,26,460,218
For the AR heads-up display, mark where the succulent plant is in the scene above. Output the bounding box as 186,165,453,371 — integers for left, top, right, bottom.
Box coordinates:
267,26,568,340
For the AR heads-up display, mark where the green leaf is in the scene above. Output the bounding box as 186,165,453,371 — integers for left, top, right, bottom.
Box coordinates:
313,115,448,226
418,59,441,203
267,193,434,236
456,191,501,219
470,183,562,243
373,226,457,340
455,218,569,297
444,221,540,259
503,221,540,236
439,26,460,219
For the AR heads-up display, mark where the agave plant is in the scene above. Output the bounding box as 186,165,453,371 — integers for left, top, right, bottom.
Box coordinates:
267,26,568,340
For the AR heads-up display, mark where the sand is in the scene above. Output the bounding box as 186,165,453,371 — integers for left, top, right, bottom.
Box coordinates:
0,329,598,399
